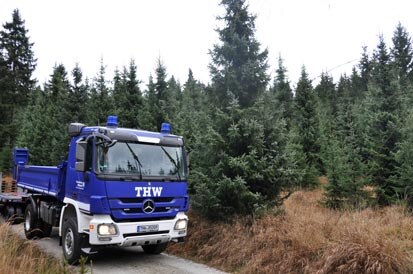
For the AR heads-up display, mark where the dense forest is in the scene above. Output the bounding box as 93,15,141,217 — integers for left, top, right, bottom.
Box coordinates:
2,0,413,219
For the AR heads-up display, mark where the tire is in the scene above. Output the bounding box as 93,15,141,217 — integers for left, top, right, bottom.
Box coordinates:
62,217,83,265
5,205,16,224
142,242,168,254
15,207,24,224
24,203,42,239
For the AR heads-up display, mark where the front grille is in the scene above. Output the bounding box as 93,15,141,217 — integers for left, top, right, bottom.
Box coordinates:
123,230,170,237
109,196,184,221
124,207,173,213
113,216,175,223
119,197,174,203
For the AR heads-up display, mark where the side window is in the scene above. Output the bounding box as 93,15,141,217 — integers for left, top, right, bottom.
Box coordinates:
85,140,93,172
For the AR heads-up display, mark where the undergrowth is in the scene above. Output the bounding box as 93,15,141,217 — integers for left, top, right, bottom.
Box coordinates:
167,188,413,274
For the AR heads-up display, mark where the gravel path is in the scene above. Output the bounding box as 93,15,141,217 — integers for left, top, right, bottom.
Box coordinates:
8,223,226,274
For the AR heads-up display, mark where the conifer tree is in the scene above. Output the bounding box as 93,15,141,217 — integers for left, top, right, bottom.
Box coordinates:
145,74,158,131
0,9,36,106
209,0,269,108
394,111,413,207
315,73,337,117
0,52,12,160
174,69,207,146
322,75,367,208
358,46,371,92
114,60,144,128
0,9,36,169
15,88,51,165
271,55,293,127
151,59,169,129
163,76,181,122
70,63,88,122
391,23,413,83
87,59,115,125
293,67,322,180
349,67,365,100
46,64,73,162
365,36,401,205
191,0,289,218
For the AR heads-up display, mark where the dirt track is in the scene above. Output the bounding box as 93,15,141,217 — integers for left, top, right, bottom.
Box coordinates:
8,223,225,274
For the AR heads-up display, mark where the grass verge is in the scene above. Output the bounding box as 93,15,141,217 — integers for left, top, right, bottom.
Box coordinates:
167,189,413,273
0,223,74,274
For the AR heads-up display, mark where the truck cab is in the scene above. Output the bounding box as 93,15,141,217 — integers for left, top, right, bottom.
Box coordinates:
15,116,189,264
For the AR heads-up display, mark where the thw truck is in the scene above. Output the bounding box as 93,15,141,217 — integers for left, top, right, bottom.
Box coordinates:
7,116,189,264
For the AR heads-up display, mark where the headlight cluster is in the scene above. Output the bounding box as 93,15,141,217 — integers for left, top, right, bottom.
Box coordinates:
174,219,187,230
97,223,118,236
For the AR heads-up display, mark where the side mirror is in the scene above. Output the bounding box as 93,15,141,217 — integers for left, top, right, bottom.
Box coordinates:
75,140,87,172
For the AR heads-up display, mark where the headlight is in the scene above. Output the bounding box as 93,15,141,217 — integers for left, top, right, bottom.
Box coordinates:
174,219,187,230
97,223,118,236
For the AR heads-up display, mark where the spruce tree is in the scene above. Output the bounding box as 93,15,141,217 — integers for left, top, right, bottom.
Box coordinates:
190,0,290,218
322,75,368,209
0,9,36,106
16,87,60,165
391,23,413,83
87,59,115,125
394,111,413,208
0,9,36,170
358,46,371,92
271,55,293,127
209,0,269,108
366,36,401,205
152,59,169,129
70,63,88,122
293,66,322,181
174,69,207,146
145,74,158,131
114,60,144,128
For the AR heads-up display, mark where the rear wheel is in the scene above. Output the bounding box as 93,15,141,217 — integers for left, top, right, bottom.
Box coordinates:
24,203,42,239
142,242,168,254
15,207,24,224
5,205,16,224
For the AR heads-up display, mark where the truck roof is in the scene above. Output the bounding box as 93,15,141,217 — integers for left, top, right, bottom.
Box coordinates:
69,116,183,146
79,126,183,146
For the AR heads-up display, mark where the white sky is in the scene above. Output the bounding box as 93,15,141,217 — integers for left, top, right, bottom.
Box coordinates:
1,0,413,89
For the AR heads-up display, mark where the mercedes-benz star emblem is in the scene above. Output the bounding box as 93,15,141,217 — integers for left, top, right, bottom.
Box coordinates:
143,200,155,214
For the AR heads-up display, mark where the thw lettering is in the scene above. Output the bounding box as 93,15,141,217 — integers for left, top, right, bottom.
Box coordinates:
135,187,163,197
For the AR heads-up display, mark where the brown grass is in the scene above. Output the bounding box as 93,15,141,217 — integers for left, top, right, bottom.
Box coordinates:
0,223,74,274
167,189,413,274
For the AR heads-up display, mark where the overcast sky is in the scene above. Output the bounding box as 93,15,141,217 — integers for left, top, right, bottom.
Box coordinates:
1,0,413,88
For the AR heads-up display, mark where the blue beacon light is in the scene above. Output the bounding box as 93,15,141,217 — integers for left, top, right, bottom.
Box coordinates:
107,115,118,127
161,122,171,134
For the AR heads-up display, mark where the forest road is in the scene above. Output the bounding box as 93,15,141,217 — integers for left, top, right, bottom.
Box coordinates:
8,222,226,274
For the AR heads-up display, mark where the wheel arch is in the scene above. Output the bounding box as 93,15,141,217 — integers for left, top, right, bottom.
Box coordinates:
59,198,91,236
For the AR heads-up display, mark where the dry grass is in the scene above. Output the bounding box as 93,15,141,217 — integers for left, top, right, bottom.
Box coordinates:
167,189,413,274
0,223,74,274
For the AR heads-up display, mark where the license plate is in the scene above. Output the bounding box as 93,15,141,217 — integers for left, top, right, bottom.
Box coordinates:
137,224,159,233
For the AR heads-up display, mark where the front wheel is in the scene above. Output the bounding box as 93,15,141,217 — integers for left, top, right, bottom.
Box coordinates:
142,242,168,254
62,217,84,264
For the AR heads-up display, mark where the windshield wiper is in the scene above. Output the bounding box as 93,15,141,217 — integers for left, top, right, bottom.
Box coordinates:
160,146,181,181
125,142,143,180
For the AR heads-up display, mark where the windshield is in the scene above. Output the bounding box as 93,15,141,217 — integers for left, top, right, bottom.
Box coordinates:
95,141,186,180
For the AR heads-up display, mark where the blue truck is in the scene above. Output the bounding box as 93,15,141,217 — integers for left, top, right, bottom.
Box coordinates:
6,116,189,264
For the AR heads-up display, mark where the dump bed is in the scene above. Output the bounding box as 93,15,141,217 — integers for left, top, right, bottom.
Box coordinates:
13,148,66,201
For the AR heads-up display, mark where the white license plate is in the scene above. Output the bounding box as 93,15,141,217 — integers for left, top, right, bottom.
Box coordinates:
137,224,159,233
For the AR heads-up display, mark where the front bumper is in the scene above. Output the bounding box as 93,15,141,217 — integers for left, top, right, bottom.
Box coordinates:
88,212,188,246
